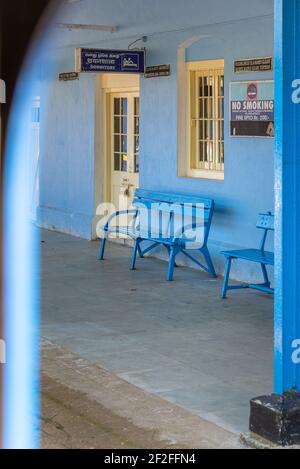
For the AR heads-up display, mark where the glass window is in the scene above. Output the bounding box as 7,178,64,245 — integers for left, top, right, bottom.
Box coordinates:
113,97,128,173
188,61,224,176
134,97,140,173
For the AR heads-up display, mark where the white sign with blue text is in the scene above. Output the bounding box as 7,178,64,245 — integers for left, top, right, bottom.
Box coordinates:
76,48,146,74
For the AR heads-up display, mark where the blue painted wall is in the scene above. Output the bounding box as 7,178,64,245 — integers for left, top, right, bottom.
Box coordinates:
38,0,274,281
39,69,96,239
139,16,275,281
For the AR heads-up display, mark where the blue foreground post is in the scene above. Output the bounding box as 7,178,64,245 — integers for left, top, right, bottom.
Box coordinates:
273,0,300,397
248,0,300,446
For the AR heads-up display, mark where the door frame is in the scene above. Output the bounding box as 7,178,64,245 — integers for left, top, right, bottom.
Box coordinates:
93,74,140,239
107,90,140,208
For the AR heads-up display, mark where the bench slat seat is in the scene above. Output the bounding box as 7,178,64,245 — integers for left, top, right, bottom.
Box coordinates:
221,212,274,298
222,249,274,266
100,189,216,281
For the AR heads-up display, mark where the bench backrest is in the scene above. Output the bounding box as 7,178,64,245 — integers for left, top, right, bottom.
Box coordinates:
256,212,274,251
132,189,214,245
257,213,274,231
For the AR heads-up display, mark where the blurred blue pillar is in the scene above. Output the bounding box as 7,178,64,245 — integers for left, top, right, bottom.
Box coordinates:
3,84,40,449
274,0,300,395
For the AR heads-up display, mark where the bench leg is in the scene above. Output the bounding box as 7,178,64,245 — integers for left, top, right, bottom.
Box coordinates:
202,246,217,278
100,238,106,260
166,245,178,267
222,257,232,299
261,263,271,287
167,247,179,281
137,242,144,258
130,239,140,271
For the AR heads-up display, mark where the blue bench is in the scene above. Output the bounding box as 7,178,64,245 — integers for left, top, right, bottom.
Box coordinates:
221,212,274,298
100,189,216,281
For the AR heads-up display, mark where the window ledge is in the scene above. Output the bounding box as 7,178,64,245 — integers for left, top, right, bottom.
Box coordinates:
181,169,225,181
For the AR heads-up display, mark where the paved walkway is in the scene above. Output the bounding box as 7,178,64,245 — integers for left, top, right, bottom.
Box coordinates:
42,339,241,449
42,230,274,435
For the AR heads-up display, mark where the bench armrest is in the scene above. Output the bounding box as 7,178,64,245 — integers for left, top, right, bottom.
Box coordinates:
103,209,138,231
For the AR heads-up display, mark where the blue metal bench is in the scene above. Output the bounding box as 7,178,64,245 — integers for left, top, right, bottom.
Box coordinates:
221,212,274,298
100,189,216,281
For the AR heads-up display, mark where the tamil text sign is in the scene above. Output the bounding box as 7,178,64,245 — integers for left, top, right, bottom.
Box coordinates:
76,48,146,74
234,57,273,73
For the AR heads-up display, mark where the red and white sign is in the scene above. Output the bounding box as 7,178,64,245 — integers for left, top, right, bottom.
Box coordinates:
247,83,258,100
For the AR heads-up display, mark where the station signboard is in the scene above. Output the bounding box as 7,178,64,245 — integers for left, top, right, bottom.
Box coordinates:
76,48,146,74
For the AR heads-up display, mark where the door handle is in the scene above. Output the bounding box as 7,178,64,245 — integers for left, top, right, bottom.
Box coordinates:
123,184,135,197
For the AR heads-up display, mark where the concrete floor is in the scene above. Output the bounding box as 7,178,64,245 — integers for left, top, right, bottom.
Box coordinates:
42,230,274,435
42,338,240,449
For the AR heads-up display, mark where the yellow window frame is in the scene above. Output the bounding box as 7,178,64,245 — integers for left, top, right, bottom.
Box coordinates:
186,59,225,180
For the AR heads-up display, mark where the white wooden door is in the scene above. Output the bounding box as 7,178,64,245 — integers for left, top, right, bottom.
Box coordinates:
110,92,140,224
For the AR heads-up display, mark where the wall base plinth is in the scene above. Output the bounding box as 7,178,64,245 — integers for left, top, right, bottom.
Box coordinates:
249,391,300,446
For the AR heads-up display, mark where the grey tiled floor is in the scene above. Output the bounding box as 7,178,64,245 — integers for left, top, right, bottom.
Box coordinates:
42,230,274,434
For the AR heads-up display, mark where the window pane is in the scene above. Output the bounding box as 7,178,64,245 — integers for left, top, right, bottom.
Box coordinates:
121,154,127,172
205,121,210,140
199,141,204,163
121,135,127,153
219,75,224,97
121,98,128,115
114,98,120,115
218,99,223,119
114,135,120,152
198,76,203,97
208,141,213,162
135,136,139,154
209,120,213,139
134,97,140,174
219,142,224,164
204,98,208,119
204,141,209,162
121,116,127,134
204,82,209,97
219,120,224,141
114,116,120,134
199,121,204,141
135,154,139,173
114,154,120,171
134,97,140,115
209,98,213,119
135,117,139,135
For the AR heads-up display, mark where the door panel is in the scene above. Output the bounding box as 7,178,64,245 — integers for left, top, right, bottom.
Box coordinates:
110,92,139,234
